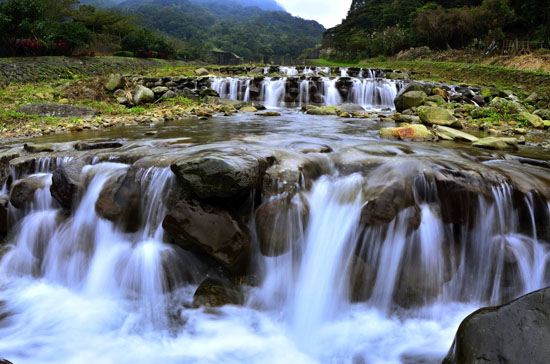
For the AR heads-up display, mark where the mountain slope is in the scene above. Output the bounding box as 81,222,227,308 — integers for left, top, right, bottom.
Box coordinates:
113,0,324,58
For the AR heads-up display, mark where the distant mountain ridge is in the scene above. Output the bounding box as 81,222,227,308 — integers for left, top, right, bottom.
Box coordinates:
106,0,324,59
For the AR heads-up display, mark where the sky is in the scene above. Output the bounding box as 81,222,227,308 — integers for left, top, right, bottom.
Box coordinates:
276,0,353,28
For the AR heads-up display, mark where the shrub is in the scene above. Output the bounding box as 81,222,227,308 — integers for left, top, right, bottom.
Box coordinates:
113,50,133,57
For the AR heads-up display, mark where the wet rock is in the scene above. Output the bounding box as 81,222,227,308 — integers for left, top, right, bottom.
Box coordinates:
23,143,55,153
306,105,344,115
192,278,243,307
133,85,155,105
348,256,376,302
360,179,417,227
171,151,273,199
95,167,141,232
516,111,544,129
394,91,427,112
379,125,435,141
0,197,8,234
473,137,519,151
194,68,209,76
74,139,124,151
433,125,479,143
339,103,366,113
443,287,550,364
255,196,309,257
163,198,251,273
259,111,281,117
105,74,125,92
17,103,96,118
289,141,333,154
393,114,421,124
239,106,257,113
51,158,88,209
417,106,458,126
9,176,46,208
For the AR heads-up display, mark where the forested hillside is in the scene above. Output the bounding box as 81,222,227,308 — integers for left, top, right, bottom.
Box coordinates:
323,0,550,60
114,0,324,59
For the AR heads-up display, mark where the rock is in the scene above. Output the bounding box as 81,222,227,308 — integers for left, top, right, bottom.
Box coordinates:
195,109,212,117
489,97,524,114
544,120,550,129
393,114,421,124
171,152,273,199
524,91,539,105
194,68,209,76
379,125,435,141
533,109,550,120
162,198,251,273
17,103,96,118
23,143,54,153
473,137,519,151
133,85,155,105
306,105,344,116
192,278,243,308
255,197,308,257
50,158,88,209
432,88,448,99
433,125,479,143
74,139,124,151
417,106,458,126
426,95,445,105
9,176,46,208
394,91,427,112
0,197,8,234
239,106,257,113
95,168,141,233
339,103,366,113
105,74,125,92
443,287,550,364
259,111,281,117
151,86,169,95
386,72,409,80
160,90,176,101
289,141,333,154
145,130,158,136
199,88,219,98
516,111,544,129
116,96,130,106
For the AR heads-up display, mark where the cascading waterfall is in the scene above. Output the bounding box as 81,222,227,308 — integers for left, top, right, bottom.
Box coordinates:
348,79,398,109
298,79,309,108
261,77,287,108
210,77,251,100
322,78,342,105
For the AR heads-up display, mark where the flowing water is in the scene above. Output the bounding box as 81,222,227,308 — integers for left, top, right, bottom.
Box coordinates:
0,90,549,364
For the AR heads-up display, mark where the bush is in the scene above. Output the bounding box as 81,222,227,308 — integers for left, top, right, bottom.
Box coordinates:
114,50,133,57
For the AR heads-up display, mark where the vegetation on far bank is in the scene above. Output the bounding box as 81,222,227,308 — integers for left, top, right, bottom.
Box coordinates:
323,0,549,61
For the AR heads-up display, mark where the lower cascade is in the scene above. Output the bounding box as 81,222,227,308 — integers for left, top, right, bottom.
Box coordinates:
0,116,549,363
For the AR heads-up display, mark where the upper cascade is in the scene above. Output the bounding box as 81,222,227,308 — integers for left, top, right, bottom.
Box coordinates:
211,66,400,110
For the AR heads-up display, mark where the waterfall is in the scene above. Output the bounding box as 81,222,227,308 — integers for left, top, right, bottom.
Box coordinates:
322,78,342,106
298,79,309,108
349,79,398,109
340,68,349,77
262,77,287,108
210,77,251,100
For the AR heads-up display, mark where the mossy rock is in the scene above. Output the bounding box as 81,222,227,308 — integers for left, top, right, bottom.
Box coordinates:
473,137,518,151
516,112,544,129
417,106,458,126
394,91,427,112
379,124,435,141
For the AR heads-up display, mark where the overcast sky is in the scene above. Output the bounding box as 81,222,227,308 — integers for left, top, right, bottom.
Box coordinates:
276,0,352,28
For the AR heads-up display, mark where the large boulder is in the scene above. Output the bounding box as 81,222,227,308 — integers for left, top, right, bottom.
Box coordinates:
417,106,458,126
255,196,309,257
50,158,88,209
192,278,243,308
443,287,550,364
74,139,124,151
17,103,96,118
394,90,427,112
171,152,273,199
379,125,435,141
162,198,251,273
199,88,219,98
105,74,125,92
306,105,344,115
473,137,519,152
433,125,479,143
9,176,47,208
95,168,141,232
133,85,155,105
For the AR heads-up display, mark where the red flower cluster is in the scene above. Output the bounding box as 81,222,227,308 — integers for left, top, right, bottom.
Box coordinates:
18,39,43,50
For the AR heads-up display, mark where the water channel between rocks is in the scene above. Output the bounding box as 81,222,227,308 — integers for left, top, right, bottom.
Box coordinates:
0,75,549,364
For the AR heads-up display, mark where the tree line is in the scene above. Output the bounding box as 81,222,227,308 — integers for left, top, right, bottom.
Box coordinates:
323,0,550,60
